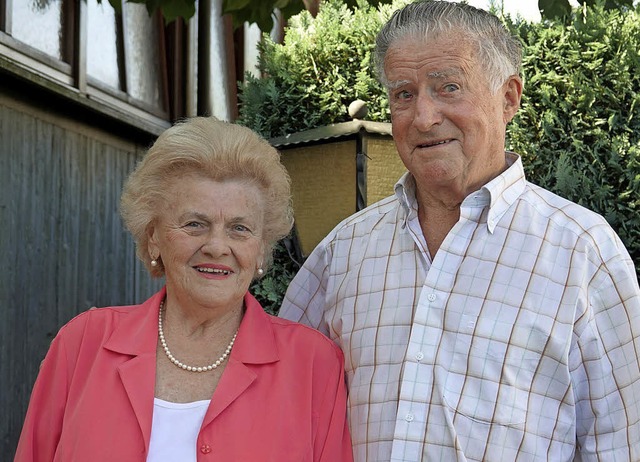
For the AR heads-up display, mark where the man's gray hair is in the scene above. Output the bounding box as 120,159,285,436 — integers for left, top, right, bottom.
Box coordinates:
375,0,522,93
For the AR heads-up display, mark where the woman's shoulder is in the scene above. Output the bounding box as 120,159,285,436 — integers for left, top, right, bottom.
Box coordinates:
266,315,344,361
61,303,140,330
54,303,146,351
244,293,342,358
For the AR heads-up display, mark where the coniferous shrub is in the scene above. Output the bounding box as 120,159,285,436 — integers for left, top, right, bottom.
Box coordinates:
507,3,640,276
239,0,405,138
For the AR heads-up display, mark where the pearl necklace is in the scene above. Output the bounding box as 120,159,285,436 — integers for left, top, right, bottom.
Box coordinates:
158,300,238,373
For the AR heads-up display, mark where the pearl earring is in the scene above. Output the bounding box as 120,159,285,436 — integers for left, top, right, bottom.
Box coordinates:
151,259,158,267
257,268,264,276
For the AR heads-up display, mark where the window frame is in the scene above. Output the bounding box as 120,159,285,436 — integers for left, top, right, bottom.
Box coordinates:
0,0,178,136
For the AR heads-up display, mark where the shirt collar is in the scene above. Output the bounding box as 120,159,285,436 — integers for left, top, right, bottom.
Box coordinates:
103,288,166,356
103,288,279,364
394,152,526,233
394,172,416,228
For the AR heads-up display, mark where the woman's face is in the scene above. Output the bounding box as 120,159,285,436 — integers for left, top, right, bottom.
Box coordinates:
148,175,265,312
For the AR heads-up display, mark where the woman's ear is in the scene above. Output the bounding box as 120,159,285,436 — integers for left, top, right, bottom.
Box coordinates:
258,246,266,270
147,224,160,260
502,75,523,124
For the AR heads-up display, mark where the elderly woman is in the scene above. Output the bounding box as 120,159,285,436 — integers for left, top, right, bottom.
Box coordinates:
15,117,353,461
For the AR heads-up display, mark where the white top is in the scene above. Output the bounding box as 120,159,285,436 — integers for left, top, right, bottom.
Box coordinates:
146,398,211,462
279,153,640,461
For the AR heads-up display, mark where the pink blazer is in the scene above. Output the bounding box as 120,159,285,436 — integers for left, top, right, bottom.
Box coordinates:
15,288,353,461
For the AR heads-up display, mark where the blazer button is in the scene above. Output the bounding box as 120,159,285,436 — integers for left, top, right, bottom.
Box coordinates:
200,444,212,454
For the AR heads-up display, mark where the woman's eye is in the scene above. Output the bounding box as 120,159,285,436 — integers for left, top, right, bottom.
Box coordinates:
233,224,249,233
185,221,202,229
443,83,460,93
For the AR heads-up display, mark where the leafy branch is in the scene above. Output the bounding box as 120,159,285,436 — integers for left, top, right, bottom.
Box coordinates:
103,0,638,30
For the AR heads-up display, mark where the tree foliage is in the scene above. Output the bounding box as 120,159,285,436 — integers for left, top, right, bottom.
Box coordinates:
104,0,637,29
222,0,391,32
105,0,196,24
102,0,391,27
538,0,634,21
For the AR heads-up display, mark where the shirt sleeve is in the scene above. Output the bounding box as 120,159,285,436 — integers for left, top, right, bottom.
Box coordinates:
312,345,353,462
571,239,640,461
279,238,332,336
14,330,73,462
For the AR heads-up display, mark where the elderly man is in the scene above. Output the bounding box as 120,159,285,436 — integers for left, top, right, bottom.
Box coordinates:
279,1,640,461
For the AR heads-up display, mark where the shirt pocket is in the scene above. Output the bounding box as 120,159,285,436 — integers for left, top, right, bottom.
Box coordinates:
439,331,540,427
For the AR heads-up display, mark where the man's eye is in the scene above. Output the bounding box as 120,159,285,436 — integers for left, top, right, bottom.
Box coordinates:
443,83,460,93
185,222,202,228
396,90,413,100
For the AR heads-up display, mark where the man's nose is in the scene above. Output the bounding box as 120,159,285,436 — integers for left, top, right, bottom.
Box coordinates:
412,94,442,131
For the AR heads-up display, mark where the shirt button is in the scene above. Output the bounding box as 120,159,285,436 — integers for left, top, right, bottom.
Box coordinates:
200,444,212,454
415,352,424,361
405,413,414,422
427,293,436,302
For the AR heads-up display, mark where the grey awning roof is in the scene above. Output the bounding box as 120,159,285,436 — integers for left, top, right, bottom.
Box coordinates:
270,120,392,148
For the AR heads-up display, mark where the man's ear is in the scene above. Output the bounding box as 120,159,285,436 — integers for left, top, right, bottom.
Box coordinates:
503,75,523,124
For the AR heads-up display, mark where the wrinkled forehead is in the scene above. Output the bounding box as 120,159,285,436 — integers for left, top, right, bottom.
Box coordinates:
387,26,478,54
382,30,479,72
381,32,488,91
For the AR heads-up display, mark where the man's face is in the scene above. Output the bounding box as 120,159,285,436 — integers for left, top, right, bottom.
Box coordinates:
384,32,521,199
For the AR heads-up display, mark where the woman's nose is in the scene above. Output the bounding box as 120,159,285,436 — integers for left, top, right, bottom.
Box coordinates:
201,229,230,256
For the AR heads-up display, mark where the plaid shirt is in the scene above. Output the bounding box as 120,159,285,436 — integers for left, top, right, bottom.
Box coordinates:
279,153,640,462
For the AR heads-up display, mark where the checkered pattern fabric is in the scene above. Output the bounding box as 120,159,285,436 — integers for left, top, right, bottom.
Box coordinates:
279,153,640,461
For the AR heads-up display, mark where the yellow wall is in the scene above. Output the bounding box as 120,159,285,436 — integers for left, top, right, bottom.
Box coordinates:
364,137,407,206
280,141,357,256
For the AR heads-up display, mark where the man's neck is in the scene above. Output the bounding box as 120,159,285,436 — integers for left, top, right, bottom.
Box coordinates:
416,192,464,260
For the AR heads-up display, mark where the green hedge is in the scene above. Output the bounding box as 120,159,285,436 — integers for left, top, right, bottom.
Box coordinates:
244,1,640,311
507,4,640,278
239,0,401,138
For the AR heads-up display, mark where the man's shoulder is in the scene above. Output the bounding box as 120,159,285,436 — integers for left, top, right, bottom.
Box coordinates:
522,181,614,236
323,194,402,240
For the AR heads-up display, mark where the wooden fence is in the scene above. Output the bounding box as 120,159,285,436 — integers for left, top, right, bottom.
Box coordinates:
0,90,162,457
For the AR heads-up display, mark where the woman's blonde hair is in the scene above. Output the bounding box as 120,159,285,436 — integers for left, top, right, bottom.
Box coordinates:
120,117,293,277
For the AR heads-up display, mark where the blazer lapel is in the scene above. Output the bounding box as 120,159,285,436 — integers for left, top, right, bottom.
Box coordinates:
201,293,279,427
203,358,257,424
104,288,165,453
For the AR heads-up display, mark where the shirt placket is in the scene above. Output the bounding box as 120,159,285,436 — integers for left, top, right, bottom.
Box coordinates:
390,290,439,460
390,205,484,461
